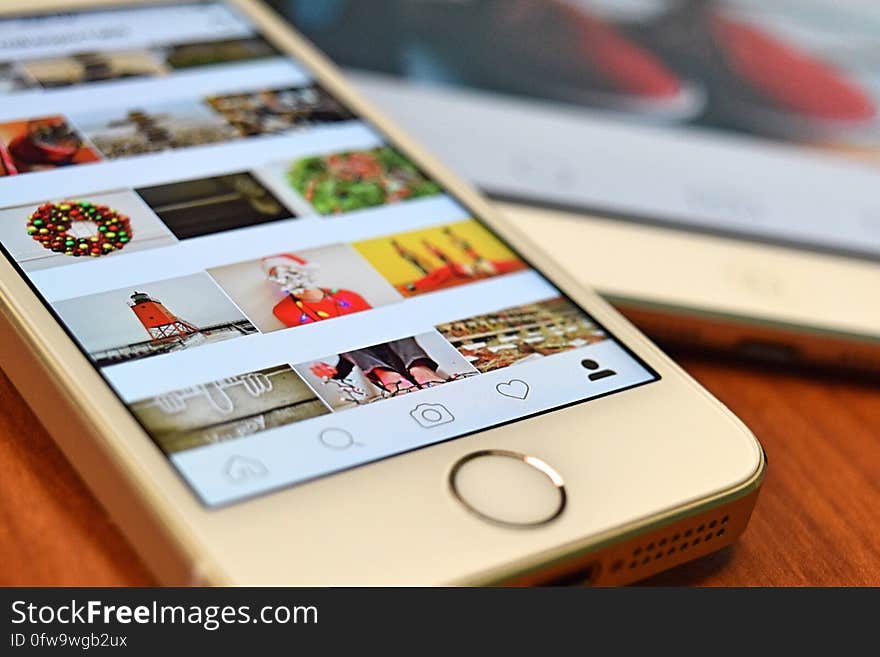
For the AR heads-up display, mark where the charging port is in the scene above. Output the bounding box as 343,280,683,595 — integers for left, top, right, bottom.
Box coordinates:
542,563,599,587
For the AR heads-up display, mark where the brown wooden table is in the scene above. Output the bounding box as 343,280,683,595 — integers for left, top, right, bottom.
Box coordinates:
1,347,878,586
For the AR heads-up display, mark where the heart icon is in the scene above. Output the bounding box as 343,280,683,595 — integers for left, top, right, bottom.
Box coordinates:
496,379,529,400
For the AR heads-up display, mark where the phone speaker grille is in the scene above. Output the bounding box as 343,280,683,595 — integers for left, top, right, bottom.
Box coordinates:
609,514,731,576
505,487,760,586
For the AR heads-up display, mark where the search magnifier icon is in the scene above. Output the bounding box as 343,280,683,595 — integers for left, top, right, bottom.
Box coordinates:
318,428,363,450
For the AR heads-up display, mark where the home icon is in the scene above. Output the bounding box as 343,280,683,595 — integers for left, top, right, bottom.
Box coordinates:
224,455,268,483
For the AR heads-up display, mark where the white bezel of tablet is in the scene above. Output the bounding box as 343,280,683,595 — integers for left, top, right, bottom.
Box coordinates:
342,70,880,359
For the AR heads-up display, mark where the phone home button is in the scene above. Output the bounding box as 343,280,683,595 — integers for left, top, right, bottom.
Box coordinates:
449,450,566,527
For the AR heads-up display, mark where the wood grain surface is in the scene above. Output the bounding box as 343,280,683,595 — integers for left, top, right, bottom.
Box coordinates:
0,347,877,586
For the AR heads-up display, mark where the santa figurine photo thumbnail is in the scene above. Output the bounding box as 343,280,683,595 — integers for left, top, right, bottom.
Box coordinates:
261,252,372,327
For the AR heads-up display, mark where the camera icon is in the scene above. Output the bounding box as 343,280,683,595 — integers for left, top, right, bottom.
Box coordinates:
409,403,455,429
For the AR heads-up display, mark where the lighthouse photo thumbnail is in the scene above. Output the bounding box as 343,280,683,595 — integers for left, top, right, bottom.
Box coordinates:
52,272,257,367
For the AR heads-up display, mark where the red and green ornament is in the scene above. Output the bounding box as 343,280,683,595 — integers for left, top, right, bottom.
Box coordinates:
26,200,133,258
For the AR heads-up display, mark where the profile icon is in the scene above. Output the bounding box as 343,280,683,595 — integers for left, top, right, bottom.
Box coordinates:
581,358,617,381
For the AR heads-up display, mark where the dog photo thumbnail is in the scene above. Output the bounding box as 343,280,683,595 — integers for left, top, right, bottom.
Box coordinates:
130,364,330,454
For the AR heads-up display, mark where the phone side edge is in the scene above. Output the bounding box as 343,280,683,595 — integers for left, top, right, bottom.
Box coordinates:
475,451,766,586
0,289,215,585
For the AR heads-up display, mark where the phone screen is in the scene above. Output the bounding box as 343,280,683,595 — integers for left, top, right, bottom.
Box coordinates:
0,1,656,506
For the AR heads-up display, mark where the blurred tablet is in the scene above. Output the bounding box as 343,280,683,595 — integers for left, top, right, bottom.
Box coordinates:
268,0,880,371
